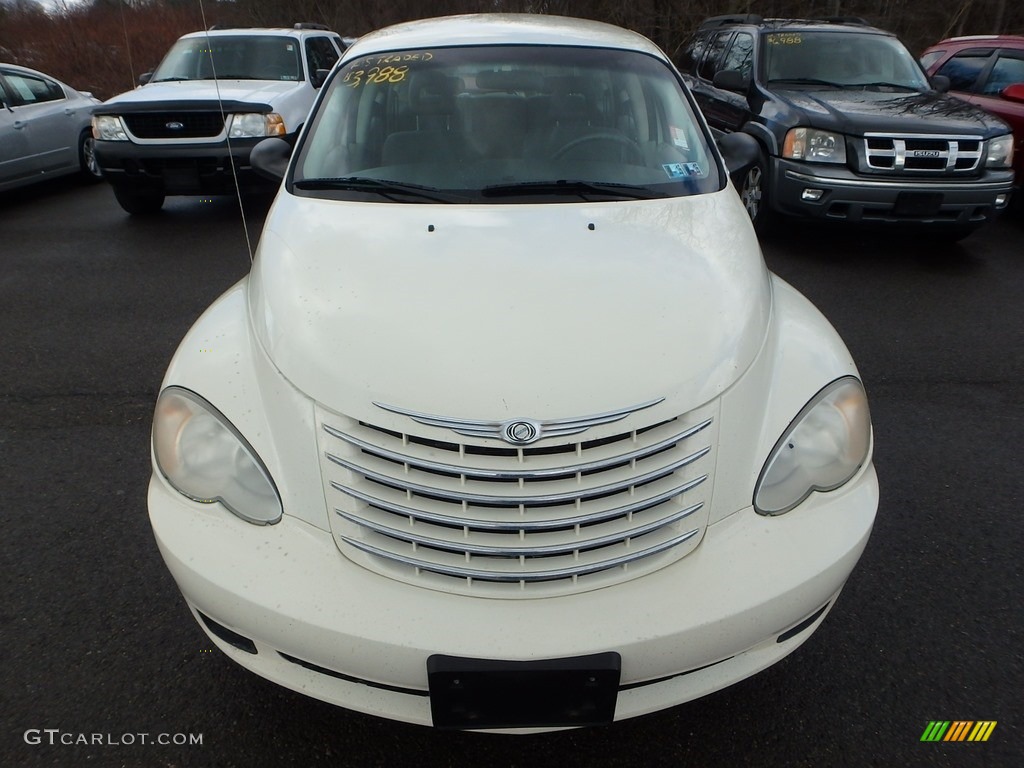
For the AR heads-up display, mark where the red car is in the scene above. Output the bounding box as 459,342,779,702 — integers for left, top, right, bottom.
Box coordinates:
921,36,1024,184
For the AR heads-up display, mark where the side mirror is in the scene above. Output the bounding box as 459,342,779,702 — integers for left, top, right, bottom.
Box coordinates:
311,68,331,89
713,69,748,93
138,72,153,86
717,132,760,177
929,74,950,93
251,137,292,182
1002,83,1024,104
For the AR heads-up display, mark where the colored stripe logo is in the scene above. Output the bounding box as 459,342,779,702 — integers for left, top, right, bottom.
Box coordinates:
920,721,997,742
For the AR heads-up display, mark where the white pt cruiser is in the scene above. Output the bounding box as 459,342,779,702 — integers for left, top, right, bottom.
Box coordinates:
149,14,879,731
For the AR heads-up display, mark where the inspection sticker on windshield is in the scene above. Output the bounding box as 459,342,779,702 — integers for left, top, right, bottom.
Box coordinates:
669,126,690,149
663,162,703,179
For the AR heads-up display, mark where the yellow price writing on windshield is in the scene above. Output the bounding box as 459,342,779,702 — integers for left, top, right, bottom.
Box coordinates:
343,65,410,88
767,33,802,45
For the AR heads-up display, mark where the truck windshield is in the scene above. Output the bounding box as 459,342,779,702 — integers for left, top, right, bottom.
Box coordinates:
764,31,930,91
150,36,303,82
293,45,721,202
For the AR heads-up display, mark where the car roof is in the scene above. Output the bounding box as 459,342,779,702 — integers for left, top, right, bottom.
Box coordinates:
178,26,336,40
699,15,892,36
925,34,1024,50
345,13,666,60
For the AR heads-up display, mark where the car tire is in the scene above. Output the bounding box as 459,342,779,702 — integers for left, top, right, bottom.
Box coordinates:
113,186,165,215
739,150,775,235
78,131,103,182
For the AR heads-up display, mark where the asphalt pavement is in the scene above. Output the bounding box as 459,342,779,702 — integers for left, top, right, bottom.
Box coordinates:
1,177,1021,767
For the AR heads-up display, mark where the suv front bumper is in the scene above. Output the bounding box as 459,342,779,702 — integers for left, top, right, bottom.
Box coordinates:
94,138,276,196
149,460,878,730
771,158,1013,227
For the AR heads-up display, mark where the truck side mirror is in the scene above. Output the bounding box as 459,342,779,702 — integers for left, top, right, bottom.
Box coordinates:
929,74,950,93
251,137,292,182
713,69,748,93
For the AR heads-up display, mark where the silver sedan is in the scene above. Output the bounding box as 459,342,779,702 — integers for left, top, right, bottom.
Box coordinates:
0,63,102,192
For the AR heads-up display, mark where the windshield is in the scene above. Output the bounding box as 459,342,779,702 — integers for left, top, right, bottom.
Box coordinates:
293,45,721,202
151,35,303,82
764,31,930,90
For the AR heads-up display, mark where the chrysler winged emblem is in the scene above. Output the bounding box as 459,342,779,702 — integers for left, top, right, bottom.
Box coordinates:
373,398,664,445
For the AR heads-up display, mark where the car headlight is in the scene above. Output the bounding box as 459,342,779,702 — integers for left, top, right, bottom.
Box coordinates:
783,127,847,164
153,386,282,525
984,134,1014,169
227,112,286,138
92,115,128,141
754,376,871,515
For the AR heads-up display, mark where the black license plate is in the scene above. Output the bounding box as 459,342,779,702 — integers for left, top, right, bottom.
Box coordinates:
894,191,943,217
427,652,621,730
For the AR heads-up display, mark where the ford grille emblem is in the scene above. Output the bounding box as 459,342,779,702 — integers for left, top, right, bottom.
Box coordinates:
166,121,185,130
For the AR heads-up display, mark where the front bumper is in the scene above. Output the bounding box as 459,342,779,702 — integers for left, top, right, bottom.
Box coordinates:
94,138,275,196
148,460,878,730
771,158,1013,226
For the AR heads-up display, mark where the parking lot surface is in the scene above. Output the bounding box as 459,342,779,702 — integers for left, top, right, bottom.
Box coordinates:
1,178,1021,766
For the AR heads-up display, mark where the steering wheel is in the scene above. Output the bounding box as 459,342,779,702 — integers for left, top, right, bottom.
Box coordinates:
552,132,644,164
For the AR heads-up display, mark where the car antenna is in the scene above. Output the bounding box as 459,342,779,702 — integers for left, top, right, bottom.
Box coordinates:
117,1,136,86
197,0,256,264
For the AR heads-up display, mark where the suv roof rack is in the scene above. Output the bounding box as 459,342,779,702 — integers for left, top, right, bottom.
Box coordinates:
811,16,871,26
698,14,763,30
294,23,330,30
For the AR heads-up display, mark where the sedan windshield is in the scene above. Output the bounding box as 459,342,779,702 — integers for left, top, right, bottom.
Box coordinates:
293,45,721,202
151,36,302,82
764,31,930,91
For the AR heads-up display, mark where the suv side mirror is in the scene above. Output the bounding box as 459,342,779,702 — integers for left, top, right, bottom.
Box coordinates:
717,131,760,177
138,72,153,86
1002,83,1024,104
929,74,950,93
311,68,331,89
713,69,748,93
251,137,292,182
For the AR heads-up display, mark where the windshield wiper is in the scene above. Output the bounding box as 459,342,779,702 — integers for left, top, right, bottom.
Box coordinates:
482,180,667,200
292,177,468,203
849,81,920,91
768,77,846,88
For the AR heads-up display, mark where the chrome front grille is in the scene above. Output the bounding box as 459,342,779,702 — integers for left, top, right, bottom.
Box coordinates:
318,401,717,597
863,133,982,173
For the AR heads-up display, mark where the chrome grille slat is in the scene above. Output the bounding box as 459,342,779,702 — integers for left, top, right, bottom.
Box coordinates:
336,502,704,557
325,446,710,507
319,400,717,596
341,529,701,583
323,418,712,480
333,475,707,531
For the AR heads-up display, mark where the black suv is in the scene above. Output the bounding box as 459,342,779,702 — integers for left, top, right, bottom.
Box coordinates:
679,15,1015,238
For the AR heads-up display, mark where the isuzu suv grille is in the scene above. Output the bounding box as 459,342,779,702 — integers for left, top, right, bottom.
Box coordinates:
318,401,717,597
863,133,982,173
122,112,225,139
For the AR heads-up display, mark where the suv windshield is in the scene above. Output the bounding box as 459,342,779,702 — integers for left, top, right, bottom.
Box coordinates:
151,35,303,82
764,31,929,90
293,45,721,202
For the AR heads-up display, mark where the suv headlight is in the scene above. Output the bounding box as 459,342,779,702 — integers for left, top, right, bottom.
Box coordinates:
984,134,1014,169
783,127,847,164
153,386,282,525
92,115,128,141
228,112,286,138
754,376,871,515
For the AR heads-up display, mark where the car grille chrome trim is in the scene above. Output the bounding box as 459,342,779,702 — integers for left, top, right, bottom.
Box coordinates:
332,476,707,532
318,401,717,597
863,133,982,173
323,418,712,480
340,529,701,583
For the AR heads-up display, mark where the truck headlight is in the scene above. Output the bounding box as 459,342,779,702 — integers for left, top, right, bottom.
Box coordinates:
228,112,286,138
754,376,871,515
783,127,847,164
153,386,282,524
92,115,128,141
984,134,1014,169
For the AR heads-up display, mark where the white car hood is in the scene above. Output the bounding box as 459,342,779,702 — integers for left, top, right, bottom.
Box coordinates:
106,79,298,107
248,191,771,422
